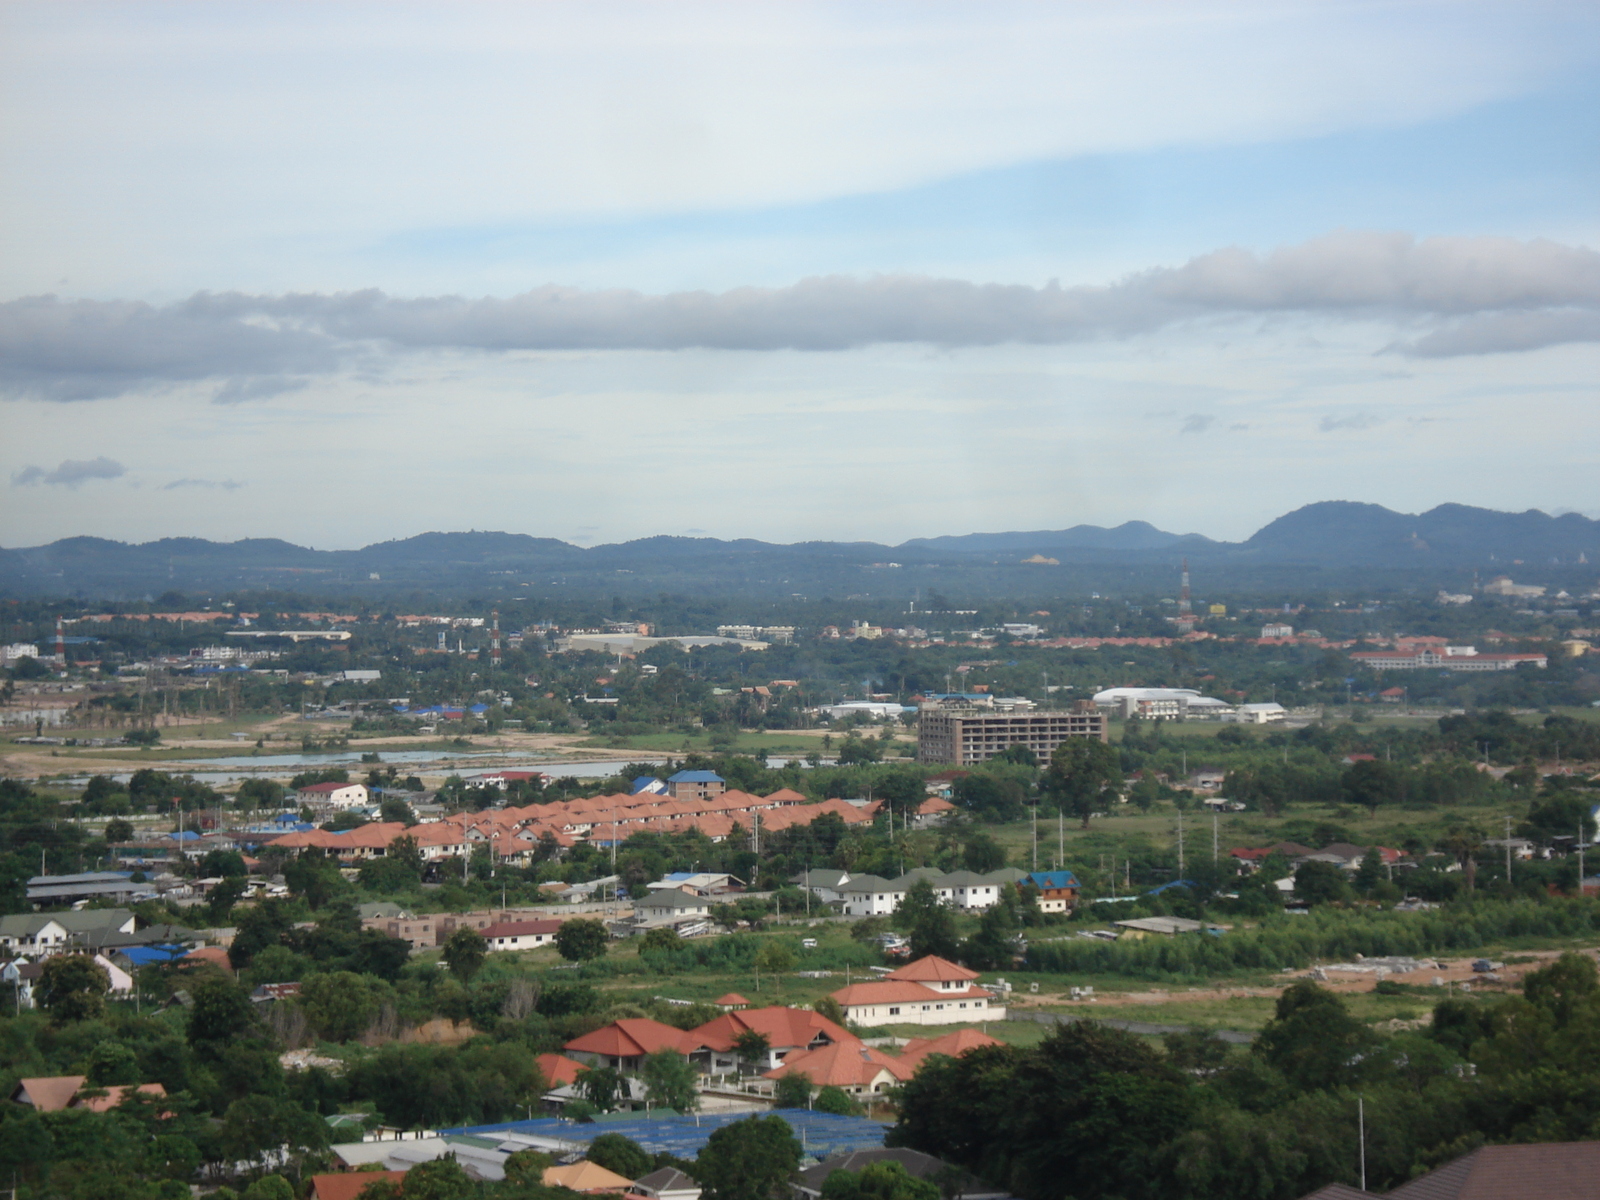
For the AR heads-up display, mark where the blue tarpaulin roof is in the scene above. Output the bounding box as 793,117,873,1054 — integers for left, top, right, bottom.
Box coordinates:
1025,870,1081,889
441,1108,889,1160
666,770,724,784
117,945,189,966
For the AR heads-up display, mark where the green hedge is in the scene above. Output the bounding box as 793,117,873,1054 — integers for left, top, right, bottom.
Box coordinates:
1024,897,1600,980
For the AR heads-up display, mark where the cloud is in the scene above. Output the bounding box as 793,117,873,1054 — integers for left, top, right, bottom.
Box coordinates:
1319,413,1384,432
12,456,126,487
5,231,1599,401
1393,309,1600,357
1180,414,1215,434
161,478,244,491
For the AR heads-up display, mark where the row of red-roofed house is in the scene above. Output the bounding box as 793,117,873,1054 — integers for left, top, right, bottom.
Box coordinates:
264,789,957,869
545,956,1007,1105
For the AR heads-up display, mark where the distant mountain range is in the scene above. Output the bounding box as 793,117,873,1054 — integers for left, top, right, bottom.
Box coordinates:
2,502,1596,599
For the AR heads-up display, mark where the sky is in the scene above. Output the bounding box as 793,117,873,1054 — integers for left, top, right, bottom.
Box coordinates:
1,1,1598,550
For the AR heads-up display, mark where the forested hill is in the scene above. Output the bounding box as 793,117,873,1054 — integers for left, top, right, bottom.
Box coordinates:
2,502,1596,598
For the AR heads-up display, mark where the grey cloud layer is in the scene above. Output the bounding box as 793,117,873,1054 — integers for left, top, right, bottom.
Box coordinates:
3,232,1597,401
13,457,126,486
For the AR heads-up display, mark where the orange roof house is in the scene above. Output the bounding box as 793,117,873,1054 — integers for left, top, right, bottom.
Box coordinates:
70,1082,167,1113
714,993,750,1010
688,1005,856,1072
311,1172,408,1200
10,1076,86,1111
537,1053,588,1088
884,955,980,990
896,1028,1004,1073
565,1018,697,1069
762,1042,910,1095
544,1161,636,1193
830,957,1004,1027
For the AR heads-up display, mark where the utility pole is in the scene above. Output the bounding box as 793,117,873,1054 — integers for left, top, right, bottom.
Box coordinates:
1058,806,1064,872
1177,809,1185,878
1212,810,1219,864
1580,819,1587,896
1358,1095,1367,1192
1505,815,1513,885
1031,801,1037,872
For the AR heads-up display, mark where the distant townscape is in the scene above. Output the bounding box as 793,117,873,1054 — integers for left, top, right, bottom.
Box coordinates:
3,499,1600,1200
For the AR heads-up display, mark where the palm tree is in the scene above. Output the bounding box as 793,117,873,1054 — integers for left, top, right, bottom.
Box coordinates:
1442,824,1486,891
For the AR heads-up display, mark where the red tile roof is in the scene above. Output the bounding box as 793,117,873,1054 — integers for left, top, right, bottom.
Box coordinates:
689,1005,854,1052
537,1053,587,1087
896,1028,1003,1071
763,1041,911,1088
11,1076,85,1111
565,1018,696,1059
312,1172,408,1200
1384,1141,1600,1200
885,955,979,984
70,1082,166,1113
830,981,943,1007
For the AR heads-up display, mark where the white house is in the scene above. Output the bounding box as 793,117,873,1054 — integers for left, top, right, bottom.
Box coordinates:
837,875,903,916
829,956,1005,1026
294,781,370,809
0,910,136,958
480,918,564,951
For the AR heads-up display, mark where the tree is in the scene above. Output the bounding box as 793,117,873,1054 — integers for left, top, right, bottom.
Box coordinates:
733,1029,772,1074
814,1085,861,1116
441,927,487,980
85,1040,140,1086
187,975,259,1045
962,832,1006,873
555,918,609,962
505,1148,555,1186
1293,860,1349,906
755,940,796,977
774,1071,814,1109
576,1065,625,1113
399,1157,475,1200
814,995,848,1027
588,1132,652,1180
1354,848,1385,894
235,778,285,814
1044,737,1123,828
104,817,135,843
299,970,387,1041
640,926,683,953
379,798,417,825
207,874,249,924
961,885,1022,971
216,1094,328,1176
857,1161,939,1200
240,1177,294,1200
891,1023,1187,1200
641,1049,699,1112
229,900,295,969
695,1114,803,1200
199,848,248,877
1341,759,1402,816
283,848,345,908
1255,980,1375,1092
895,879,959,962
38,954,110,1021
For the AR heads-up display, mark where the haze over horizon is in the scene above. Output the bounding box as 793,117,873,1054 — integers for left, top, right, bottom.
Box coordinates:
3,2,1598,551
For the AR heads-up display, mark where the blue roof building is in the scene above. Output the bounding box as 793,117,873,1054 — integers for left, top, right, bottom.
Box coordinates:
665,770,725,800
632,776,668,795
1023,869,1082,913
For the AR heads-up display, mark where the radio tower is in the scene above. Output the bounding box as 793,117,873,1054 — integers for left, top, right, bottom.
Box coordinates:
490,610,502,668
1179,559,1192,616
